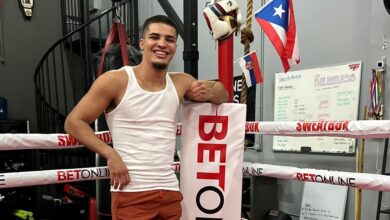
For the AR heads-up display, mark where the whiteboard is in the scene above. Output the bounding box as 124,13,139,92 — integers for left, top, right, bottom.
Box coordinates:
299,182,348,220
273,62,362,153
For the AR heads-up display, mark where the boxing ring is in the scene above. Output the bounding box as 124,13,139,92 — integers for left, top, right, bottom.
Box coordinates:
1,120,390,191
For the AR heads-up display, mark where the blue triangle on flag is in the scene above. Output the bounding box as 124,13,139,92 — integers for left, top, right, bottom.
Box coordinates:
255,0,289,30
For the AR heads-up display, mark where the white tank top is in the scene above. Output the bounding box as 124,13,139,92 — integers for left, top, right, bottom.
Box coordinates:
105,66,180,192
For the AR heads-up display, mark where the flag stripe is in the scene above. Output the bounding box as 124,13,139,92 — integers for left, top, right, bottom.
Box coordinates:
239,59,254,87
256,18,285,57
250,70,257,86
283,0,297,58
240,52,263,87
249,53,263,83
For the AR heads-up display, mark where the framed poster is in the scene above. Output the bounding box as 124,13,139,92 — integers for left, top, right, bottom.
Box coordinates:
273,62,362,153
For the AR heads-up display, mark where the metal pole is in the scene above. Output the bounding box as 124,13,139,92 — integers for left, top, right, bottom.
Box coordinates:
218,36,234,102
183,0,198,77
157,0,184,39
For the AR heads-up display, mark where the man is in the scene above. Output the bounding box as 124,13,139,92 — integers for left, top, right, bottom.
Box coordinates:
64,15,228,220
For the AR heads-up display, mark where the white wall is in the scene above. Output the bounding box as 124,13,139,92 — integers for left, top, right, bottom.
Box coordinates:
136,0,390,219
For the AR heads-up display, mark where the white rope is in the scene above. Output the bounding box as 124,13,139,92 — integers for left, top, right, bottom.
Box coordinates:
1,120,390,191
0,131,111,150
2,120,390,150
2,162,390,192
0,163,179,189
243,162,390,192
244,120,390,138
0,167,109,189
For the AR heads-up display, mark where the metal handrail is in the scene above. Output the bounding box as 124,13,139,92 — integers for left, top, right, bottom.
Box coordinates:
33,0,136,133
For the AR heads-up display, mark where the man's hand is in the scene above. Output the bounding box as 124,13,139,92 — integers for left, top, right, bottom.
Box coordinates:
187,81,211,102
107,152,130,190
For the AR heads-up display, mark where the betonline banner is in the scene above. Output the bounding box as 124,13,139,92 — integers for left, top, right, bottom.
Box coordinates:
180,103,246,219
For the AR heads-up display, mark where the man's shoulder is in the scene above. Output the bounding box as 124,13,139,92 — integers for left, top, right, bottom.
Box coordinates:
93,68,128,91
168,71,185,76
99,68,128,81
169,72,193,80
170,73,195,93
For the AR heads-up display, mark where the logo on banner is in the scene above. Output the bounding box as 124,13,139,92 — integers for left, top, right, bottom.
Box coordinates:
242,166,263,176
296,121,349,132
296,172,356,187
57,132,112,146
245,122,260,133
195,115,229,218
57,168,110,181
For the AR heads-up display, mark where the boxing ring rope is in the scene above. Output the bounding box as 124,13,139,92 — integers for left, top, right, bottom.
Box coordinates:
1,120,390,191
2,162,390,192
2,120,390,150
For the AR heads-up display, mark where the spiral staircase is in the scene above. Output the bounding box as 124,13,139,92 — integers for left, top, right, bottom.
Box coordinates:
31,1,138,218
34,0,139,134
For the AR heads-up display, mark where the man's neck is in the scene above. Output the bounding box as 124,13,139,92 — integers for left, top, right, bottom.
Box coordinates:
133,63,168,91
136,63,167,79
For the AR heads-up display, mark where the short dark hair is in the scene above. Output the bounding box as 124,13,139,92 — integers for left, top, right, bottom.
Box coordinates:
142,15,178,37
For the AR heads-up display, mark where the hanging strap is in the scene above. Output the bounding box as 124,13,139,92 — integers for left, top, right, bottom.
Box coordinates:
97,22,129,77
117,22,129,64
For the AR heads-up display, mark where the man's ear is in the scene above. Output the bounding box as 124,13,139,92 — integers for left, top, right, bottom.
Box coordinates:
139,38,144,51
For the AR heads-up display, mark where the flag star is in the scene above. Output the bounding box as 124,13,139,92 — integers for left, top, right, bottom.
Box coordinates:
273,4,286,18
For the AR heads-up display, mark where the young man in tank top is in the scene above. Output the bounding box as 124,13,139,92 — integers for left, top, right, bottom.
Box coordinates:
65,15,229,220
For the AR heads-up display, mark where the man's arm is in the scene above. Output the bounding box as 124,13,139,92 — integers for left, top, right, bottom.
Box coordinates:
64,70,129,190
178,73,228,104
187,80,229,104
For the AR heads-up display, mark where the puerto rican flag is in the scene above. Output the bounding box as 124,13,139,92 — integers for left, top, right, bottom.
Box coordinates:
255,0,300,73
238,51,263,87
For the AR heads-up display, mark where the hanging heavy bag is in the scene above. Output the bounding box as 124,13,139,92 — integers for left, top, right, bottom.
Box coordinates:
96,22,142,77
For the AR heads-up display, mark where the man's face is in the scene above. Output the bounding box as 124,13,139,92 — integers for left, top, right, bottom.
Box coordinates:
140,23,177,70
